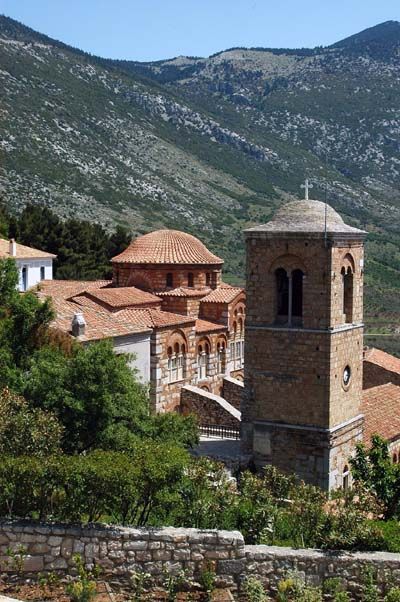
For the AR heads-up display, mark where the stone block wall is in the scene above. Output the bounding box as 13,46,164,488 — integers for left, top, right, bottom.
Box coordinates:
181,385,240,427
1,522,400,599
222,376,244,410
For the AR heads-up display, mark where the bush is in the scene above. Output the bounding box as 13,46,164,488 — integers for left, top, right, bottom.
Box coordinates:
0,444,189,525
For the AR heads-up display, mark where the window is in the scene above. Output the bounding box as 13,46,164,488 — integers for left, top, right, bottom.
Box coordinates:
217,342,226,374
167,343,186,383
342,267,354,323
188,272,194,287
343,465,350,491
206,273,211,286
275,268,304,326
198,343,209,380
21,266,27,291
166,272,173,288
40,266,45,281
231,319,244,370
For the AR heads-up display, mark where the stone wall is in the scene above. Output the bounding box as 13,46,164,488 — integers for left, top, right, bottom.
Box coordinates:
222,376,244,410
1,522,400,598
181,385,240,427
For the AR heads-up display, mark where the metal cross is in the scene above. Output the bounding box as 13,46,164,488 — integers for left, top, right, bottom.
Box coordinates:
301,178,313,201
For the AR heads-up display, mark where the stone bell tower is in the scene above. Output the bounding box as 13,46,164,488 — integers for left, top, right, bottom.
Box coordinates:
241,197,367,490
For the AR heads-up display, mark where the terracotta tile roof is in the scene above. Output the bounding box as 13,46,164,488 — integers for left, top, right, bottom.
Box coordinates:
0,238,56,260
201,283,244,304
116,308,195,329
36,279,111,301
364,347,400,375
50,298,151,341
111,229,223,265
82,287,161,309
362,383,400,443
196,319,226,334
157,287,211,298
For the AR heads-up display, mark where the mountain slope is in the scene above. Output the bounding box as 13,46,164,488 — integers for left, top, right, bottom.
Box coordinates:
1,15,400,342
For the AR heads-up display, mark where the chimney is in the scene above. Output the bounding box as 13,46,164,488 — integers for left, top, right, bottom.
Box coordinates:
9,239,16,257
71,313,86,337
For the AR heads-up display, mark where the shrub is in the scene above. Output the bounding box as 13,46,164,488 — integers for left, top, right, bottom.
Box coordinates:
385,588,400,602
242,576,267,602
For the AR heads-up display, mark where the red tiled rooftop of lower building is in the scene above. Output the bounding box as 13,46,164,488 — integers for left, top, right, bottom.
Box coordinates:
361,383,400,443
50,298,151,341
195,319,226,334
364,347,400,375
36,279,112,301
157,287,211,298
201,283,244,304
116,308,195,329
84,286,161,309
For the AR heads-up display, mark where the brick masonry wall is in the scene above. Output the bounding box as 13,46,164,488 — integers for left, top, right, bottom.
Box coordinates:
1,522,400,598
222,376,244,410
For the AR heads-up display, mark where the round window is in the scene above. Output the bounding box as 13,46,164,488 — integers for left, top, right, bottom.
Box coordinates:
343,365,351,387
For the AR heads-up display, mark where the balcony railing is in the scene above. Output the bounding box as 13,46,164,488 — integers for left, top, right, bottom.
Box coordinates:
199,424,240,440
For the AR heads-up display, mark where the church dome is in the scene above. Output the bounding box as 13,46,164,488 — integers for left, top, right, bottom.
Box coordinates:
246,200,366,235
111,229,223,265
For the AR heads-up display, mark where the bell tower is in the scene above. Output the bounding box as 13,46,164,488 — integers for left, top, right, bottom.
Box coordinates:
241,198,367,490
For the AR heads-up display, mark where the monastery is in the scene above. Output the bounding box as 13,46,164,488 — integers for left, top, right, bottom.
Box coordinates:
34,229,245,413
6,194,400,490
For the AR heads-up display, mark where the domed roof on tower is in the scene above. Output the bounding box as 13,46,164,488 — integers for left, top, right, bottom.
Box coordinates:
246,200,366,236
111,229,223,265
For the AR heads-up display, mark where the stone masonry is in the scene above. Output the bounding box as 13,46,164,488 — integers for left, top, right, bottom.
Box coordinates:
1,522,400,599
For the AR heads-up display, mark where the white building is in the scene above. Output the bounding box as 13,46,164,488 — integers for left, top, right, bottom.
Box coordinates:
0,238,55,291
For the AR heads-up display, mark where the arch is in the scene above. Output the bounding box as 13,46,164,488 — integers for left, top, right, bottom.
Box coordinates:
276,268,289,318
166,330,188,384
197,336,211,381
216,335,227,375
341,266,354,324
167,329,188,350
200,385,210,392
341,252,355,274
270,254,307,276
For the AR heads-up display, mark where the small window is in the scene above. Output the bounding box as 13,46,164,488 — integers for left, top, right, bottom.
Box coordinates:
343,465,350,491
292,269,303,318
166,272,173,288
188,272,194,287
40,266,45,281
276,268,289,317
206,273,211,286
342,267,354,323
21,266,27,291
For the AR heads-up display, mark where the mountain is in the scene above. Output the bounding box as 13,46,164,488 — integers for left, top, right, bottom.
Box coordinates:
1,15,400,349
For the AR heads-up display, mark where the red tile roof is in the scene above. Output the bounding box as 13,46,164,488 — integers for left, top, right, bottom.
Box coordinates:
82,286,161,309
157,287,211,298
201,283,244,304
50,298,151,341
112,230,223,265
196,319,226,334
362,383,400,443
36,280,111,301
0,238,56,260
364,347,400,375
116,308,195,329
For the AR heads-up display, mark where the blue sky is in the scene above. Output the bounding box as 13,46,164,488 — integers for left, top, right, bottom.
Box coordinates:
1,0,399,61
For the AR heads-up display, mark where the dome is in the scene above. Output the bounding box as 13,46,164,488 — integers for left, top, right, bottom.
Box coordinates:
246,200,366,235
111,229,223,265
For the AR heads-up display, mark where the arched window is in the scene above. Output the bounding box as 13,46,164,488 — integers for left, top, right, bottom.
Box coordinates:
188,272,194,287
198,343,210,380
292,269,303,319
276,268,289,318
343,465,350,491
342,266,354,323
275,268,304,326
166,272,173,288
167,341,186,383
230,318,244,370
217,341,226,374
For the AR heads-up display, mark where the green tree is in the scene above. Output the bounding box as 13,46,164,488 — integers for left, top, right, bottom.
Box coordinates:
351,435,400,519
24,340,149,453
0,388,62,456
